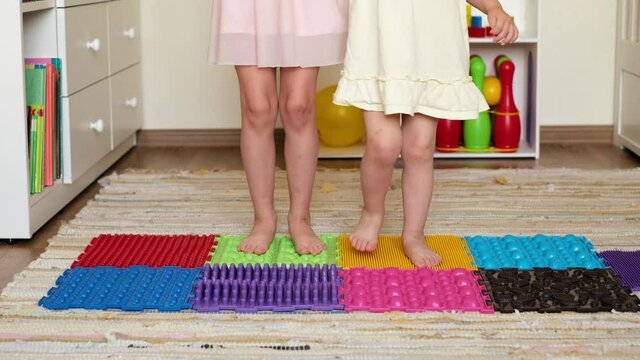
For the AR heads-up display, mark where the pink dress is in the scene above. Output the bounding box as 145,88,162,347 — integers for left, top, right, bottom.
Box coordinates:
209,0,349,68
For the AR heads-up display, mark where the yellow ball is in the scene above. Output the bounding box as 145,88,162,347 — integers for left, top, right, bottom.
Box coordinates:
315,85,365,147
483,76,502,107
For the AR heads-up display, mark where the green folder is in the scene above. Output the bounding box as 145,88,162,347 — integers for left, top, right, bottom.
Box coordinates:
29,109,36,193
25,66,46,193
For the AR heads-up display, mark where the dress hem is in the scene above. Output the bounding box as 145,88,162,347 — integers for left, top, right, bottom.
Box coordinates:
333,76,490,120
334,98,488,120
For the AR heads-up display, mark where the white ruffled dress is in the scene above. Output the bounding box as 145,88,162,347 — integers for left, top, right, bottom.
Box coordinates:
334,0,489,119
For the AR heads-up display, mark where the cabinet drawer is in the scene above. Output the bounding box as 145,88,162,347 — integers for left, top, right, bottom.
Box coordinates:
110,65,142,148
108,0,141,74
57,3,109,96
62,79,112,183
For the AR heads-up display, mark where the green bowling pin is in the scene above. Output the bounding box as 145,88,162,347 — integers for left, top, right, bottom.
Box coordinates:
464,56,491,150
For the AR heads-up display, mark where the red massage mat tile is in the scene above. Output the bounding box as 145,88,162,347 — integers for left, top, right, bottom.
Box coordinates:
71,234,218,269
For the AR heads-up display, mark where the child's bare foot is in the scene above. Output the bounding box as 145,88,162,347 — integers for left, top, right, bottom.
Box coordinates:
349,210,383,252
237,214,277,255
402,233,442,268
289,216,326,255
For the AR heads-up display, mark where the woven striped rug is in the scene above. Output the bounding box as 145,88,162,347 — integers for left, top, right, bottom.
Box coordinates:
1,168,640,358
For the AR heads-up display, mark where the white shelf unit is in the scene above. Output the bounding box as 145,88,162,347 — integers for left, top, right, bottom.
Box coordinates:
0,0,142,240
319,0,541,160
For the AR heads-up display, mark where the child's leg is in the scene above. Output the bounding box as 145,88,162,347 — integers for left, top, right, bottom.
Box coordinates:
400,114,442,268
350,111,402,252
235,66,279,254
279,67,326,255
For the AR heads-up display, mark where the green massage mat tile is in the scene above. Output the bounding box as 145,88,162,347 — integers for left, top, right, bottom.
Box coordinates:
206,234,338,266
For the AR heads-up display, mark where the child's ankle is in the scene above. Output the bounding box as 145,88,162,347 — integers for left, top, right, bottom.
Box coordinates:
255,211,277,224
402,231,425,242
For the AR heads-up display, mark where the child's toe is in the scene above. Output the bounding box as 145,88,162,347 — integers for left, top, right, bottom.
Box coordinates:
254,244,268,254
349,234,360,248
426,254,442,268
297,245,311,255
310,244,325,255
364,240,377,252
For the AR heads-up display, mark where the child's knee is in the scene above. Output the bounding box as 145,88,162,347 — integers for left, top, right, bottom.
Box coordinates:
280,97,314,131
402,141,435,164
242,97,277,129
367,132,402,164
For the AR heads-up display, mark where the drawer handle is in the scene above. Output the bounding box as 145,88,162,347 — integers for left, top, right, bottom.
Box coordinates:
86,38,101,52
90,119,105,133
123,28,136,39
125,97,138,108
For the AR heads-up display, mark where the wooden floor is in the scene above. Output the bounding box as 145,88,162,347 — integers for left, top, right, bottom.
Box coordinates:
1,143,638,291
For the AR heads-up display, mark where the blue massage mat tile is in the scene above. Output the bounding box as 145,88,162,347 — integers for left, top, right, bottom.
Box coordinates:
39,266,202,312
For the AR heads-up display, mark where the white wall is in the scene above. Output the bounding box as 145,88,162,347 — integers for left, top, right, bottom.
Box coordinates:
140,0,617,129
538,0,617,126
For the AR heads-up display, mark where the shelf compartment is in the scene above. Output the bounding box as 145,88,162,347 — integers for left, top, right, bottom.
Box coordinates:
469,35,538,44
319,142,537,160
29,179,63,207
21,0,56,14
56,0,108,8
435,142,537,159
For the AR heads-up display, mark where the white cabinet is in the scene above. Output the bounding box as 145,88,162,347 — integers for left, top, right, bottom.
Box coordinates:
108,0,141,75
0,0,143,240
56,3,110,95
63,79,113,182
614,0,640,156
110,64,142,148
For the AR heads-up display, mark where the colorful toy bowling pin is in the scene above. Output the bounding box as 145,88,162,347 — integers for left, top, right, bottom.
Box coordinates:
493,58,521,151
494,54,510,75
463,56,491,150
436,119,462,152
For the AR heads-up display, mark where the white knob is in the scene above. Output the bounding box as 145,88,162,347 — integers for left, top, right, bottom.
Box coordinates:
125,97,138,108
86,38,101,52
123,28,136,39
90,119,104,133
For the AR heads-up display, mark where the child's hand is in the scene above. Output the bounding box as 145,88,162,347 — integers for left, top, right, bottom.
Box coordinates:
487,6,519,45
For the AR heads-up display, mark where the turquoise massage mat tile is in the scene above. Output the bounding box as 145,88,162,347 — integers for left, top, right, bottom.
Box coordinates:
464,234,606,270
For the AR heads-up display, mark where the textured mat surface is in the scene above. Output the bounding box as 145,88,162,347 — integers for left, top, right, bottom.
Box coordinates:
72,234,218,268
337,235,475,270
339,268,493,313
599,250,640,291
4,168,640,358
39,266,202,311
465,234,606,270
479,268,640,313
207,235,337,266
192,264,342,312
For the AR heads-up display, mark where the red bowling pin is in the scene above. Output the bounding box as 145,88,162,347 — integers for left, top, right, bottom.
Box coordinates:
493,59,521,151
436,119,462,152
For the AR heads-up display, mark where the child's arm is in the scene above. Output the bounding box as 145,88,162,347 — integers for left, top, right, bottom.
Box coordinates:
467,0,519,45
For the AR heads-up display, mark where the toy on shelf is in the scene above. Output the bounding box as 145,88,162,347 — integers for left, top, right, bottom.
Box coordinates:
463,56,491,150
493,56,521,151
436,54,522,154
483,76,502,107
468,14,489,38
436,119,462,152
316,85,365,148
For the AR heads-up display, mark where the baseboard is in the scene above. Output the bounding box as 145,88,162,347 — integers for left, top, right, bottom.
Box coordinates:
540,125,613,144
138,126,614,147
137,129,285,147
